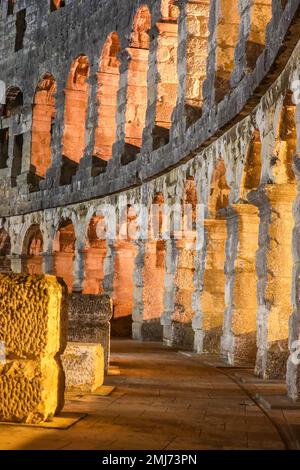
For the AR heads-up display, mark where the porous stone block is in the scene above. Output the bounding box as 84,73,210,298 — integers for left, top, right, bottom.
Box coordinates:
0,274,68,424
68,294,113,372
62,342,104,393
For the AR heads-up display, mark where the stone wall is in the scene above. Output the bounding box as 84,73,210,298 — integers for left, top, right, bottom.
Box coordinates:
0,0,300,400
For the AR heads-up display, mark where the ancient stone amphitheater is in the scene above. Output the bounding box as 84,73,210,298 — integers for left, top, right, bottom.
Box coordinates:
0,0,300,400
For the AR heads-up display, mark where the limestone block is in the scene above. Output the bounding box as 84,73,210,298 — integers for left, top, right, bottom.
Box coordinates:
62,342,104,393
68,293,113,371
0,274,68,424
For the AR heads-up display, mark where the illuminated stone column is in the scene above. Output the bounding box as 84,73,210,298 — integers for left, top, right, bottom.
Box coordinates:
132,240,146,340
102,240,116,296
250,184,296,379
196,218,227,353
161,237,178,345
72,240,87,293
171,238,196,349
221,204,259,365
287,196,300,399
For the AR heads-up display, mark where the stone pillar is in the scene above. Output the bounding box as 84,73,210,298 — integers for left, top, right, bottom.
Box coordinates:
161,238,178,345
42,251,54,274
0,274,68,424
250,184,296,379
110,50,130,169
42,85,65,188
132,240,146,340
221,204,259,365
197,218,227,353
72,243,86,293
170,0,188,140
102,240,116,296
171,238,196,349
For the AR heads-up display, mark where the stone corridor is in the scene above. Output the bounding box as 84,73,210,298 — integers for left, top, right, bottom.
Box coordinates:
1,340,298,450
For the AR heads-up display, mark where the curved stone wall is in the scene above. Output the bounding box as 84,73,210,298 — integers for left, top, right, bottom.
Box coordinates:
0,0,300,400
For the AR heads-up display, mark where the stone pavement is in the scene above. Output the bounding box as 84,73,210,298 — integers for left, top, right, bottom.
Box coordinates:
0,340,296,450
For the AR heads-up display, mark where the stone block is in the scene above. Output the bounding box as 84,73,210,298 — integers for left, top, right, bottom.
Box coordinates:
0,274,68,424
62,342,104,393
68,293,113,372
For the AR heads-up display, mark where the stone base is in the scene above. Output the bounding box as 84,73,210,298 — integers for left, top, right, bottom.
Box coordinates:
221,332,257,366
134,320,163,342
203,327,223,354
171,322,194,350
0,357,64,424
62,343,104,393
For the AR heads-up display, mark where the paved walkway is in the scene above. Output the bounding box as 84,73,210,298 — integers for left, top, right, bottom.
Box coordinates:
0,340,292,450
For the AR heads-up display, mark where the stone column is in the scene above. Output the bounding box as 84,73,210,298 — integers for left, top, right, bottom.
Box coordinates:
171,237,196,349
250,184,296,379
72,243,87,293
132,240,146,340
221,204,259,365
102,240,116,297
197,218,227,353
161,237,178,345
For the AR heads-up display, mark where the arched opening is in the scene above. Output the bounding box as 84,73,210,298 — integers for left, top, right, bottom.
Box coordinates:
246,0,272,71
185,0,210,125
112,206,138,337
83,215,107,294
152,0,179,149
93,33,120,170
123,6,151,163
0,229,11,273
22,225,44,274
31,74,56,179
240,130,262,199
50,0,65,12
215,0,240,103
61,55,90,184
53,219,76,292
208,159,230,216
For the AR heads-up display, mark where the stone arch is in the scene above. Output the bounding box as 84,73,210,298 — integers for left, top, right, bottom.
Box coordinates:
61,55,90,178
31,73,56,178
240,129,262,199
273,91,297,184
50,0,65,12
208,158,230,217
22,224,44,274
215,0,241,103
123,5,151,163
53,218,76,292
246,0,272,71
185,0,210,124
83,215,107,294
152,0,179,149
93,33,121,166
0,229,11,272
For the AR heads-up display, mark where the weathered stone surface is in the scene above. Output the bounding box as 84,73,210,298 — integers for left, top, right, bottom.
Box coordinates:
68,293,113,371
0,274,68,424
62,343,104,393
